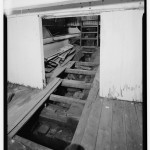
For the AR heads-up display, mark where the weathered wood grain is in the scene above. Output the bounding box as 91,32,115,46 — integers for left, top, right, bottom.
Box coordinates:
111,100,127,150
124,101,142,150
135,103,143,130
95,98,113,150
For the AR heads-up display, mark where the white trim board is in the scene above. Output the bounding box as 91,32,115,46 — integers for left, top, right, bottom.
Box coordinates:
7,1,144,18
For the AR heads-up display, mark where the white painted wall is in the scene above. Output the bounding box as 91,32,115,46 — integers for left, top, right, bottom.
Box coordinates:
8,15,45,89
100,9,144,102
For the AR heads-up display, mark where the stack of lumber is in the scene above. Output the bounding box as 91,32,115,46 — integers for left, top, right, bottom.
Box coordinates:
45,44,76,81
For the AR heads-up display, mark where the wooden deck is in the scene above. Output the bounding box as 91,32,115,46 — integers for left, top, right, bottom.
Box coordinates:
72,96,143,150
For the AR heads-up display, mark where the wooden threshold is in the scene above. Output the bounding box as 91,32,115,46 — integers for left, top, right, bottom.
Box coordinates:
50,94,86,104
65,68,96,75
61,79,92,89
14,135,52,150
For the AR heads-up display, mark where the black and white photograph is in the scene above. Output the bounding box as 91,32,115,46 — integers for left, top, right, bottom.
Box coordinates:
3,0,146,150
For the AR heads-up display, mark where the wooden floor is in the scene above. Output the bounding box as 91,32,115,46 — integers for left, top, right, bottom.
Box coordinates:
72,96,143,150
8,47,143,150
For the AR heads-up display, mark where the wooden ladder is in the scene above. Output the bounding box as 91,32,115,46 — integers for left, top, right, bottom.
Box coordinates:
80,16,99,48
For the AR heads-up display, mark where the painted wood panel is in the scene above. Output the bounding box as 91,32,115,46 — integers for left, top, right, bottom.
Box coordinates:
100,9,144,102
8,15,45,89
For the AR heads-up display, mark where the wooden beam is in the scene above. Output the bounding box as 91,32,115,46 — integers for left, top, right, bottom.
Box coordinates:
14,135,52,150
51,61,75,78
8,78,62,138
61,79,91,89
65,68,96,75
50,94,86,104
95,99,113,150
82,51,93,54
75,61,99,67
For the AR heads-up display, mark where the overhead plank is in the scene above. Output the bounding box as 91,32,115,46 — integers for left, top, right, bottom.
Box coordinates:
72,67,99,144
14,135,52,150
50,94,86,104
95,98,113,150
65,68,96,75
111,100,127,150
61,79,91,89
8,78,62,137
124,101,142,150
81,94,103,150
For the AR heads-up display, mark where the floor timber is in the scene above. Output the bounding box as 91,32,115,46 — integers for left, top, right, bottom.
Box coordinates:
72,96,143,150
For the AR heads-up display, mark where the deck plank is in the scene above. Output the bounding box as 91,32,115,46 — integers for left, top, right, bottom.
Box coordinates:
135,103,143,130
111,100,127,150
95,98,113,150
124,101,142,150
81,94,103,150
